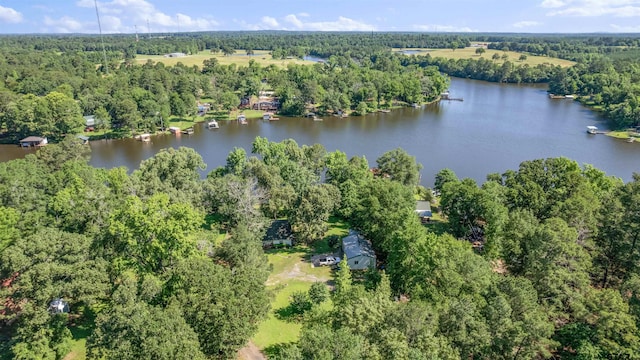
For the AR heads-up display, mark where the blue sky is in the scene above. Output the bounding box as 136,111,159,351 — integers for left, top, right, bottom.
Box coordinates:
1,0,640,34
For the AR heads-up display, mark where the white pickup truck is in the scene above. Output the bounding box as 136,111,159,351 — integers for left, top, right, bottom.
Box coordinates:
318,256,340,266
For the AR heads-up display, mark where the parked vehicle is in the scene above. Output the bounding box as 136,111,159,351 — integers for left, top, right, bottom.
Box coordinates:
318,256,340,266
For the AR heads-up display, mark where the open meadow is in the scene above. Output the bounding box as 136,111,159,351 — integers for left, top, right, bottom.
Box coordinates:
395,47,575,67
136,50,315,68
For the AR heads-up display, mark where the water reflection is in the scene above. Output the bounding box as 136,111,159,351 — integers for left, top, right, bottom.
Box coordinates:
1,78,638,186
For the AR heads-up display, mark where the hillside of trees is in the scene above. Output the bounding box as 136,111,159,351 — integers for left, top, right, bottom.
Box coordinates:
1,136,639,359
0,45,448,142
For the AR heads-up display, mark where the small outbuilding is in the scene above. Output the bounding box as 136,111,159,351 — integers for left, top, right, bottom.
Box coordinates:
20,136,47,147
341,230,376,270
263,220,294,248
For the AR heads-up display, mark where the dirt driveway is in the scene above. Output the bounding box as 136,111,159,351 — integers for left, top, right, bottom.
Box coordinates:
237,341,265,360
266,255,331,286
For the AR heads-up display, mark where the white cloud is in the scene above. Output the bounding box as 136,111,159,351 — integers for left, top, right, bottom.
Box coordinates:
284,14,304,29
0,5,23,24
541,0,571,8
412,24,477,32
297,12,310,17
261,16,279,28
67,0,219,33
234,16,282,30
543,0,640,17
283,14,375,31
44,16,86,33
513,20,542,28
610,23,640,31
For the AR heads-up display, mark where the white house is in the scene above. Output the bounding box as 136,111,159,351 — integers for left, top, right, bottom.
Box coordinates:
341,231,376,270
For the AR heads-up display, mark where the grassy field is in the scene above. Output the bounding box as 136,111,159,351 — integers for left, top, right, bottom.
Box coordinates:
136,50,315,69
394,47,575,67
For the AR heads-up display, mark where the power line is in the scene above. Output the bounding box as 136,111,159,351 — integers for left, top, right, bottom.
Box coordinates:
94,0,108,74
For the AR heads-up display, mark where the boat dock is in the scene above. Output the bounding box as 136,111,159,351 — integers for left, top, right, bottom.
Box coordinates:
441,91,463,101
586,126,608,135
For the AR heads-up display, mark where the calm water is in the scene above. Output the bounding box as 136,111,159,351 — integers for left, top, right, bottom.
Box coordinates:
2,78,639,186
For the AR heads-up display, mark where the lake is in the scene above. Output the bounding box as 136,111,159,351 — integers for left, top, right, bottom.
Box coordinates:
2,78,639,186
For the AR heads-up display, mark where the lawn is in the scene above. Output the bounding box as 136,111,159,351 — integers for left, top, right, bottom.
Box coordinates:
62,306,99,360
252,280,309,349
252,217,349,350
136,50,315,69
394,47,575,68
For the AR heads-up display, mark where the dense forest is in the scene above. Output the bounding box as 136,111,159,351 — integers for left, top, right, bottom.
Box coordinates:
1,31,640,358
0,136,639,359
0,43,448,142
1,32,640,143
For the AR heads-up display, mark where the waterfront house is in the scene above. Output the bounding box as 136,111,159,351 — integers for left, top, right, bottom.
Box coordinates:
342,231,376,270
20,136,47,147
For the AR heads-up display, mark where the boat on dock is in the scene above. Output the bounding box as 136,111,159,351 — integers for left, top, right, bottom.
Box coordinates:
586,126,598,134
207,120,219,129
135,134,151,142
627,137,636,143
263,112,280,121
379,109,391,113
441,91,463,101
412,103,420,108
313,116,323,121
182,128,194,135
549,94,565,99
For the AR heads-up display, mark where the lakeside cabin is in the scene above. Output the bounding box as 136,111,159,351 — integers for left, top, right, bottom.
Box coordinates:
20,136,47,147
83,115,99,131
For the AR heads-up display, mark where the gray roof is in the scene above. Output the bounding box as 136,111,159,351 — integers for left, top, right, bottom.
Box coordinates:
20,136,45,142
84,115,95,126
416,201,432,217
342,231,375,259
416,201,431,212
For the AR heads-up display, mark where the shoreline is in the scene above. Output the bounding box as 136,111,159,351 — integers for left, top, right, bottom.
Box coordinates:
0,98,443,146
